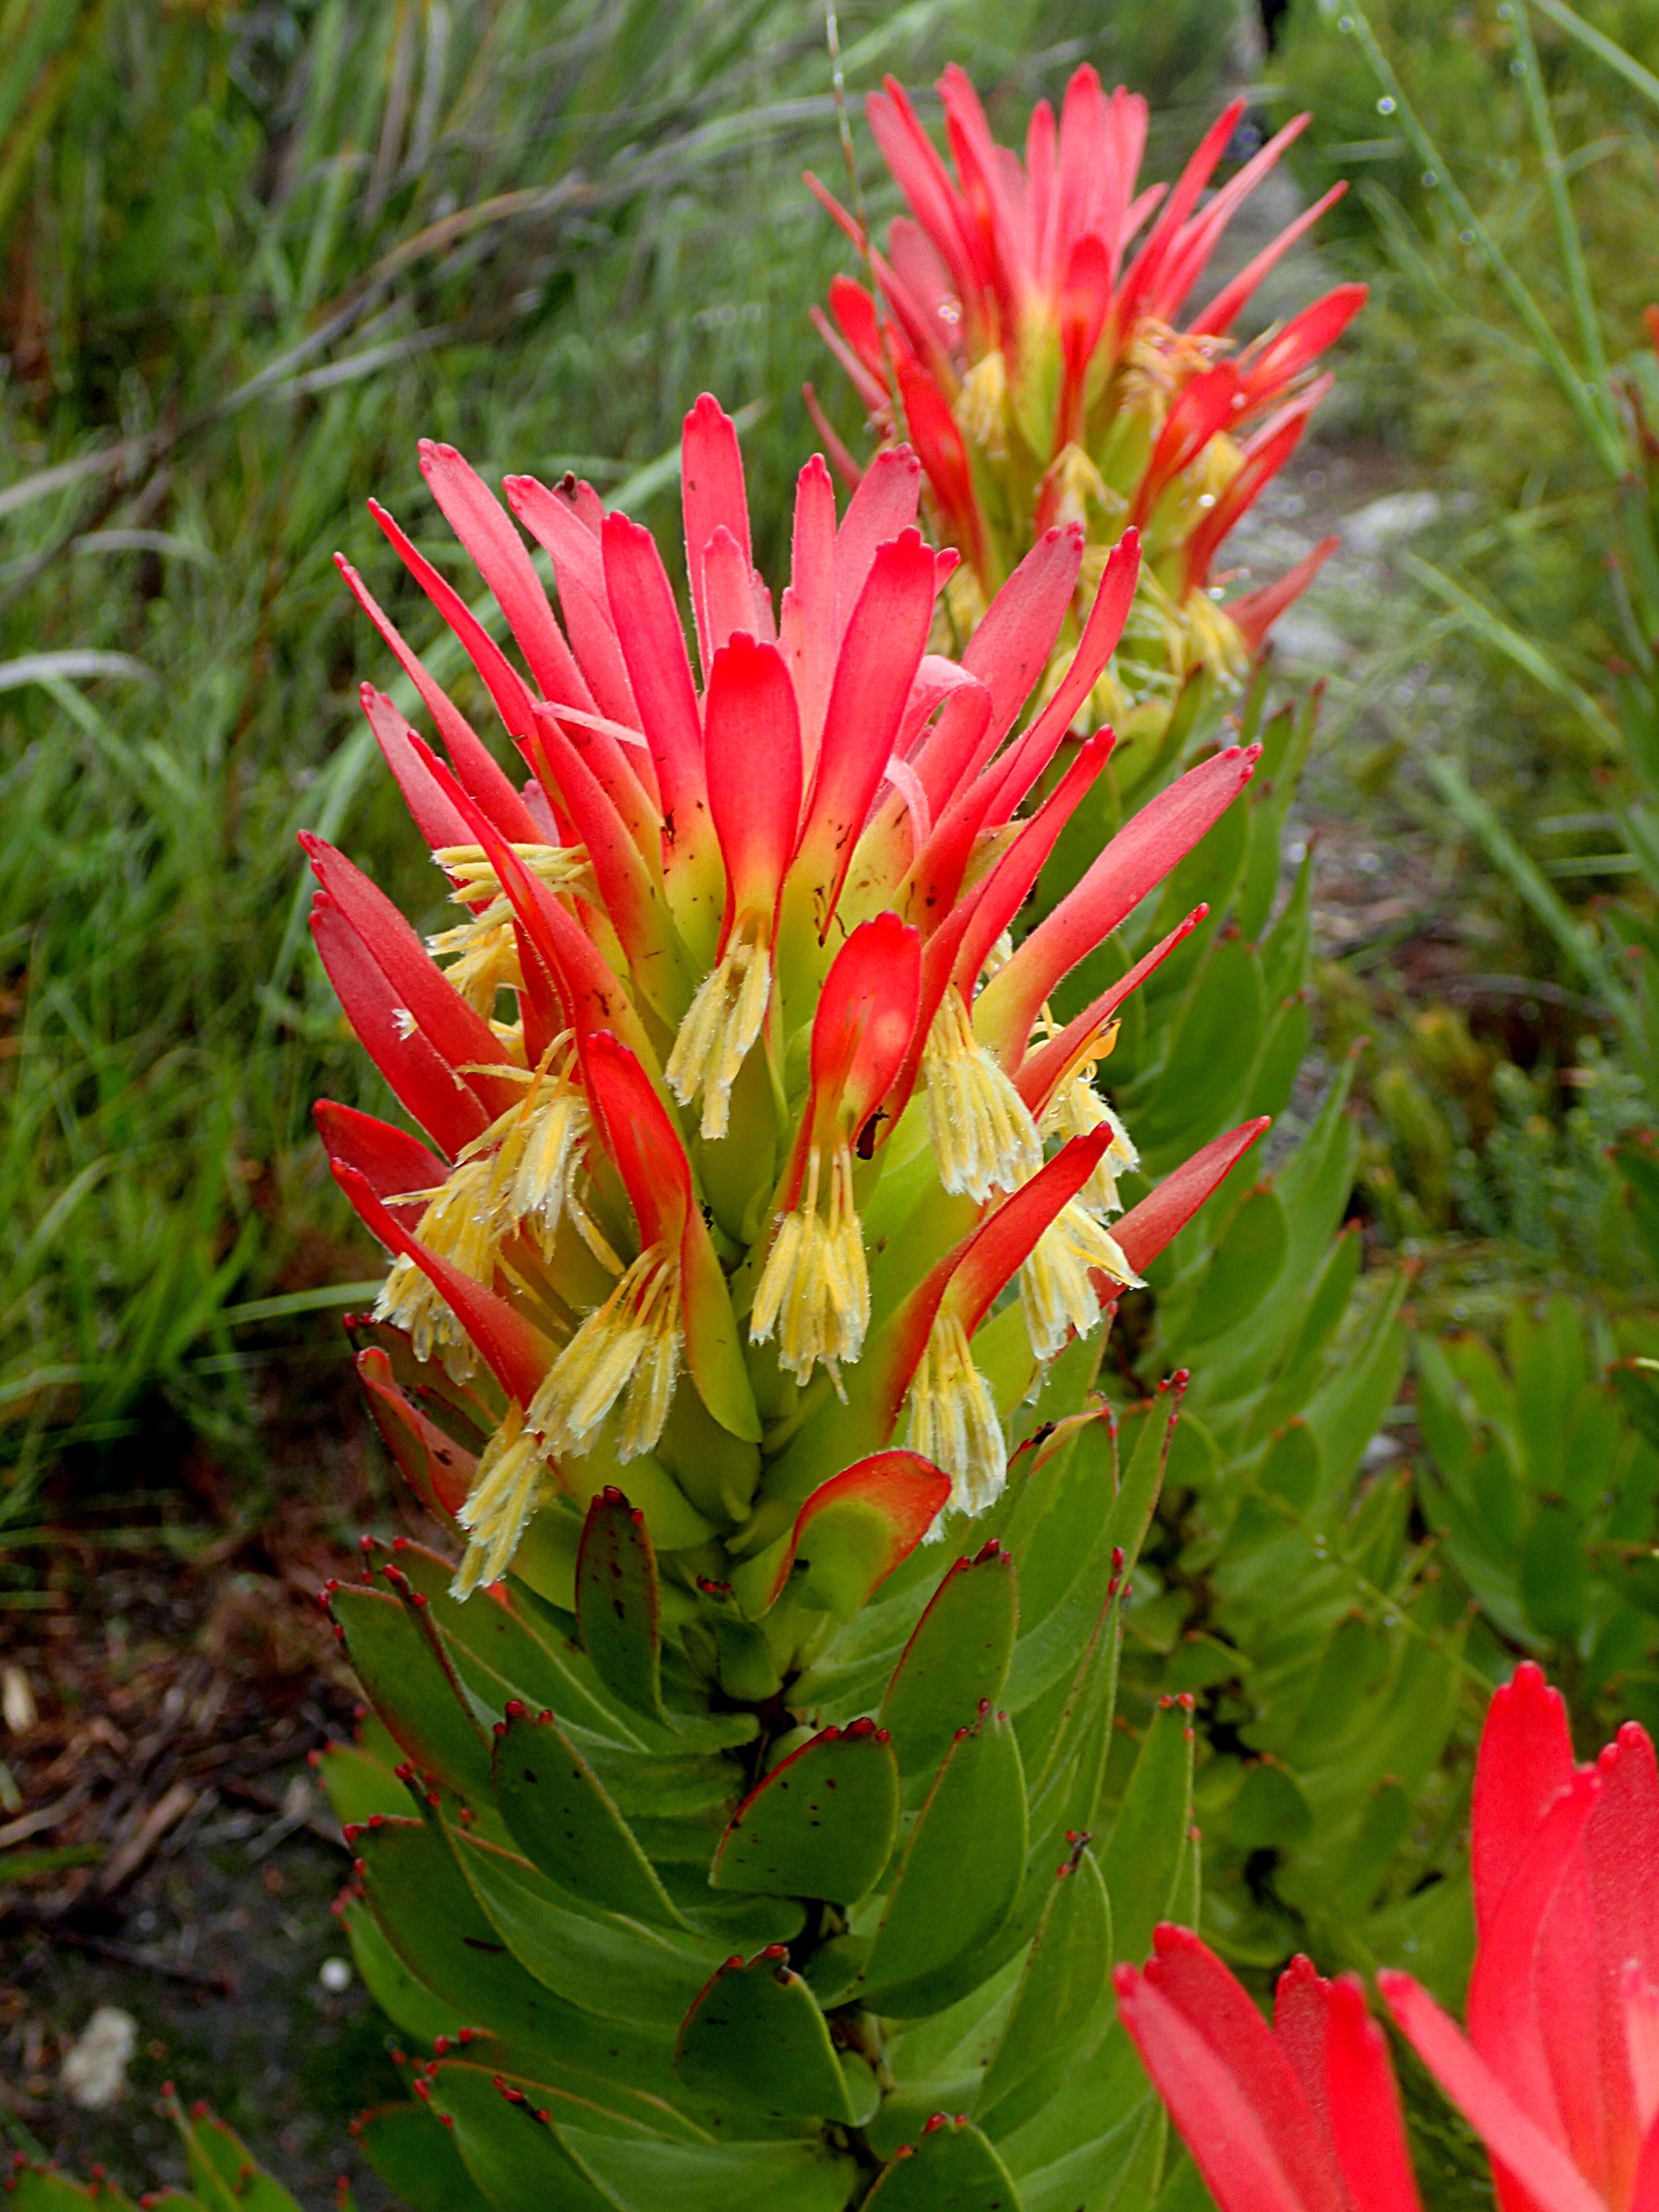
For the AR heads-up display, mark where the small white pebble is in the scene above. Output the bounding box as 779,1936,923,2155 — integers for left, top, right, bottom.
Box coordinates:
318,1957,353,1993
62,2007,137,2110
2,1664,36,1736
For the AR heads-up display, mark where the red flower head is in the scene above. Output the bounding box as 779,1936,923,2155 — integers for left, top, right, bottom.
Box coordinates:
1382,1663,1659,2212
1117,1926,1422,2212
311,397,1266,1603
811,68,1365,721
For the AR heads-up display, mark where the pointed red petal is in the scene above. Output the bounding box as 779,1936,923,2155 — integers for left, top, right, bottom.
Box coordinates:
302,837,518,1117
1016,908,1207,1114
1140,1926,1347,2212
958,524,1085,758
1114,1119,1271,1276
1115,1957,1311,2212
409,731,657,1067
368,499,540,746
332,1164,553,1404
505,474,645,738
682,393,752,683
835,446,923,645
601,512,715,898
1116,98,1245,326
309,895,489,1155
913,1130,1112,1368
336,551,542,842
418,441,597,715
1322,1975,1425,2212
810,912,922,1137
358,684,476,852
1184,395,1321,593
793,530,937,936
763,1451,952,1610
974,530,1141,824
1241,285,1369,413
578,1030,692,1257
953,731,1114,996
704,635,803,938
894,351,988,580
1129,363,1245,529
356,1347,475,1523
1379,1975,1606,2212
314,1102,447,1225
975,742,1259,1064
1228,539,1340,656
780,453,840,769
1192,182,1349,340
1472,1662,1578,1940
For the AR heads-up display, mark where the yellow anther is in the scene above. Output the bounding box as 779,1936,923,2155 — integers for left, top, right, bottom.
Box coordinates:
924,986,1042,1202
1041,1068,1138,1215
955,351,1009,459
905,1310,1005,1521
665,927,772,1140
530,1244,681,1462
451,1403,547,1599
1021,1197,1140,1362
750,1143,869,1389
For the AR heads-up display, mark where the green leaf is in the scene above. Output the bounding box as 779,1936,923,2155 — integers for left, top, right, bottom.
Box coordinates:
1132,935,1265,1166
314,1738,413,1828
557,2128,860,2212
353,1815,673,2090
7,2177,140,2212
177,2111,304,2212
1100,1699,1195,1974
1244,992,1311,1123
675,1946,871,2123
863,2116,1023,2209
424,2063,611,2212
338,1892,468,2046
1613,1360,1659,1455
1259,846,1312,1005
711,1720,900,1902
385,1541,659,1750
881,1543,1019,1777
976,1841,1113,2135
329,1583,493,1800
356,2102,496,2212
1170,1185,1288,1351
859,1709,1028,2016
448,1822,716,2029
1522,1502,1588,1641
1304,1274,1409,1510
493,1704,684,1929
576,1488,665,1722
1227,1761,1314,1851
1007,1381,1177,1716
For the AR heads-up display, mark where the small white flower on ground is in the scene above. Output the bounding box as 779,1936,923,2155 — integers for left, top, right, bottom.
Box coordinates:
318,1957,353,1993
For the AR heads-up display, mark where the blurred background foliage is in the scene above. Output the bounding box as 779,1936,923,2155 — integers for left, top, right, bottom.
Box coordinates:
0,0,1239,1517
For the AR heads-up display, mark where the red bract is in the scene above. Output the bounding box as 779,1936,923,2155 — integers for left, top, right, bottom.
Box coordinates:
1117,1926,1422,2212
810,65,1364,704
1381,1664,1659,2212
312,394,1269,1599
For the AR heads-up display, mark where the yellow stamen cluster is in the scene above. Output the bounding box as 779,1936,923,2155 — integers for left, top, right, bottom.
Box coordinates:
1041,1062,1138,1216
375,1155,514,1380
955,351,1010,459
453,1403,546,1599
665,926,772,1140
905,1310,1005,1521
1022,1196,1141,1363
531,1243,681,1463
924,986,1042,1202
428,842,590,1014
750,1144,869,1389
